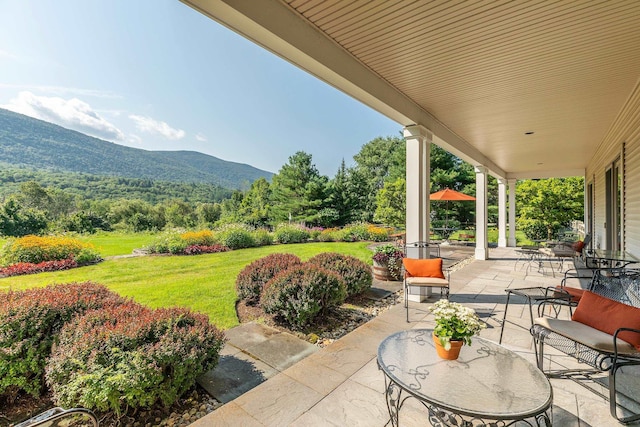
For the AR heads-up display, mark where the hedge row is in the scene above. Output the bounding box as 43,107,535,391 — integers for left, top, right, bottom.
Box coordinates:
0,283,225,415
146,223,391,254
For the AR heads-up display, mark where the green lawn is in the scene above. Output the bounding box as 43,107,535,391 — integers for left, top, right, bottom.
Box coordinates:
0,242,373,330
78,232,158,257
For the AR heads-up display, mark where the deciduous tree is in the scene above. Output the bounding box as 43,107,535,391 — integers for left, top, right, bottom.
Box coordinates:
516,177,584,240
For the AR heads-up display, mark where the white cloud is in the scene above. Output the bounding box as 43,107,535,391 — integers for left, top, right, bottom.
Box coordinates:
127,134,142,145
1,91,125,141
195,133,207,142
0,49,18,60
0,84,122,99
129,114,185,140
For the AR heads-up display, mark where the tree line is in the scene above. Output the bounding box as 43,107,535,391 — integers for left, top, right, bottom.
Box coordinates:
0,135,584,238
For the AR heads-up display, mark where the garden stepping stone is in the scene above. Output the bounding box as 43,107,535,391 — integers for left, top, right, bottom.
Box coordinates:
197,350,278,403
197,322,318,403
244,332,318,372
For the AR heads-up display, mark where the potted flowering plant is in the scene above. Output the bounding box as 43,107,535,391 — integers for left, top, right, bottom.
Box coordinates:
430,299,486,359
372,244,404,281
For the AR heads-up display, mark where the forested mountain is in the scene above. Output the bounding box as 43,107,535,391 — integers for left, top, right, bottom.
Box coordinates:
0,166,232,204
0,108,272,189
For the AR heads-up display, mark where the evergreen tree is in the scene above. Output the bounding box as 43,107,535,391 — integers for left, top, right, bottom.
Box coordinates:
352,136,406,219
269,151,328,225
238,178,271,227
325,160,353,226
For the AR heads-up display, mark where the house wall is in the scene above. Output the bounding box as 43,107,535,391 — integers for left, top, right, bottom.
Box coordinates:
585,79,640,255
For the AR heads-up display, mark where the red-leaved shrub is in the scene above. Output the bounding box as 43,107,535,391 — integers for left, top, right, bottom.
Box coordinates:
261,264,347,328
235,253,303,305
307,252,372,296
0,258,78,277
45,303,226,415
0,283,126,399
182,244,230,255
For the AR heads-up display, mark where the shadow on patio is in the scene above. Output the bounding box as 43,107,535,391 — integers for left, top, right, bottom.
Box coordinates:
191,246,638,427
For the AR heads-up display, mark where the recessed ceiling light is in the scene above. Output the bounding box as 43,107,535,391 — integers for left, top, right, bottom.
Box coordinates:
525,131,535,135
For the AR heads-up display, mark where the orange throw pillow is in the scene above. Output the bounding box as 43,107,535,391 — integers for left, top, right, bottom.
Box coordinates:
553,285,584,303
572,240,585,253
572,291,640,349
402,258,445,279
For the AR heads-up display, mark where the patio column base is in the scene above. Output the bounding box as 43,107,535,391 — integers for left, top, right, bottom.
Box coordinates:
407,286,432,302
475,247,488,260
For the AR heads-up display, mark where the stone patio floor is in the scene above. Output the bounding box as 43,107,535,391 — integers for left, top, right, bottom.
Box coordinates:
191,246,639,426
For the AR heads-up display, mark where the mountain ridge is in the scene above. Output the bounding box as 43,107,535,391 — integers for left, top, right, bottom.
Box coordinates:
0,108,273,189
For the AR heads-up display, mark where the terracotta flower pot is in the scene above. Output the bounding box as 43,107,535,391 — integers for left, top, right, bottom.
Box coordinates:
432,332,464,360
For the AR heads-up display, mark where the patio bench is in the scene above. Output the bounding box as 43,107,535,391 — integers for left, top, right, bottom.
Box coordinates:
530,268,640,423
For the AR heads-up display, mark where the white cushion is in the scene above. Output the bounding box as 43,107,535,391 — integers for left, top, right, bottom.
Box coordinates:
534,317,639,355
405,277,449,287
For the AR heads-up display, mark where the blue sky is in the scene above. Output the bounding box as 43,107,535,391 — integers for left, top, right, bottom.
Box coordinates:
0,0,401,176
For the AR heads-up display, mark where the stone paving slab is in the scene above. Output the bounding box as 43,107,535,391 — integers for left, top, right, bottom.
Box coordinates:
244,331,318,372
197,350,278,403
197,322,318,403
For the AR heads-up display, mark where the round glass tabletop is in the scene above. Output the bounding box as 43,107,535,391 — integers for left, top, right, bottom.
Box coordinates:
377,329,552,420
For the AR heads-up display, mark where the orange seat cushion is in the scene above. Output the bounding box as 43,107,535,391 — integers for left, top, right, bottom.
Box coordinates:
572,240,585,253
553,285,585,303
402,258,445,279
572,291,640,349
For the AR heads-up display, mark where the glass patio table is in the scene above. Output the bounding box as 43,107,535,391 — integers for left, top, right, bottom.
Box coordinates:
377,329,552,427
585,249,640,269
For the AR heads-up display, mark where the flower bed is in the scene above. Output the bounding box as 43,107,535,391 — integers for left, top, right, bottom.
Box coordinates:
0,258,78,277
0,235,101,265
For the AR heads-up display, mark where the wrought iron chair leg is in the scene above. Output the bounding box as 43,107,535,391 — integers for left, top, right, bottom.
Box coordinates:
404,280,409,323
535,334,545,371
609,364,640,424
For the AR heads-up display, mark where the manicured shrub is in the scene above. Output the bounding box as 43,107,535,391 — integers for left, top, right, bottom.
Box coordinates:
317,228,338,242
367,224,390,242
73,247,103,265
0,283,126,399
273,224,310,244
45,303,226,415
180,230,216,246
307,252,372,296
307,227,323,241
0,258,78,277
216,224,256,249
262,264,347,328
0,235,100,266
183,244,230,255
343,223,370,241
146,232,187,254
252,228,274,246
235,253,302,305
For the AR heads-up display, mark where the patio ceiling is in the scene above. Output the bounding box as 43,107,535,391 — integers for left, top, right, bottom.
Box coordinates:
182,0,640,179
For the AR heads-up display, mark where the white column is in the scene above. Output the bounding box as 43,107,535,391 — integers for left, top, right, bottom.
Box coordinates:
475,166,489,260
404,125,432,250
404,125,432,302
508,179,517,247
498,178,507,247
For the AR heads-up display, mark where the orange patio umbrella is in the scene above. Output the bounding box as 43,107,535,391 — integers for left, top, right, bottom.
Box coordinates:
430,188,476,231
